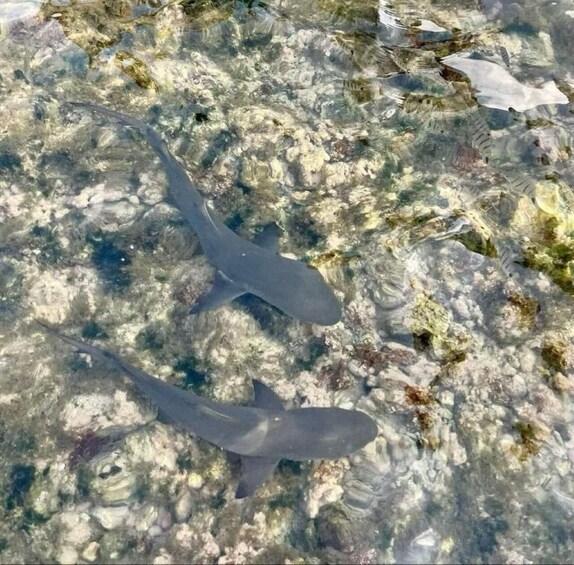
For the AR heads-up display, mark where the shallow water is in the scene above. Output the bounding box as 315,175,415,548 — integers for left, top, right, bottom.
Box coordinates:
0,0,573,563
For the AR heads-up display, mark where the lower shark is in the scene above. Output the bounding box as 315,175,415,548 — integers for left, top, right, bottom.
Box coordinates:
39,322,378,498
69,103,341,326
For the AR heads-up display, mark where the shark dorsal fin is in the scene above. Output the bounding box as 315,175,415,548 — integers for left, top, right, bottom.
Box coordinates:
252,223,280,254
251,379,285,410
235,455,279,499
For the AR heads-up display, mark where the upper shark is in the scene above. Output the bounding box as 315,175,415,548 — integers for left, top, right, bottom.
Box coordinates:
39,322,378,498
70,102,341,325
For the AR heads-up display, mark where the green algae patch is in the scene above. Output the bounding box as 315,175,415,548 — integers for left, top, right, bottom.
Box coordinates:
40,0,162,90
429,33,477,59
454,228,498,259
507,293,539,330
317,0,379,24
400,88,477,121
523,241,574,295
410,292,471,363
268,490,299,511
343,77,379,105
41,2,128,62
180,0,235,29
541,341,568,373
516,182,574,295
114,51,157,91
511,422,544,461
308,249,359,269
2,464,50,532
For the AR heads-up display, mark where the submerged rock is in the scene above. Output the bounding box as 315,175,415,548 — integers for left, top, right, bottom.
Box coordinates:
88,450,140,507
408,290,471,363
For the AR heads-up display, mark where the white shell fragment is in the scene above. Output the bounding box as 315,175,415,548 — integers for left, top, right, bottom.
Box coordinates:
442,55,569,112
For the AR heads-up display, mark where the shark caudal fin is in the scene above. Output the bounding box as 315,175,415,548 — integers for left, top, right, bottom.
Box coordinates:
69,102,148,130
235,455,279,499
36,320,113,362
69,103,172,163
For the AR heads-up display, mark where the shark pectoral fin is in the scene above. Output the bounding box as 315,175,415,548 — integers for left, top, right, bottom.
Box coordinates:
156,407,180,427
189,272,244,314
235,455,279,499
252,222,280,254
251,379,285,410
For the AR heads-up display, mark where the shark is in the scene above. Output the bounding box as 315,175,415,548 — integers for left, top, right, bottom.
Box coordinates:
69,102,341,326
39,322,378,498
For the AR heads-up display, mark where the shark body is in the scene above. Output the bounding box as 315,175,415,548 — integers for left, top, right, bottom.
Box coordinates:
40,323,377,497
71,103,341,325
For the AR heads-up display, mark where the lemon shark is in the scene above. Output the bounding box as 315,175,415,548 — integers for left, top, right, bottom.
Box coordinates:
39,323,377,498
69,103,341,325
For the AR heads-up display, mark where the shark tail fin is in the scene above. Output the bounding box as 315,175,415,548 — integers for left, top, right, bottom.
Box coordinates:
36,320,115,364
70,102,148,130
69,102,171,161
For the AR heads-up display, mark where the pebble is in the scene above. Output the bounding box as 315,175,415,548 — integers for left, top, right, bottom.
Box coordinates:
57,547,78,565
81,542,99,563
91,505,130,531
188,472,204,490
175,490,193,523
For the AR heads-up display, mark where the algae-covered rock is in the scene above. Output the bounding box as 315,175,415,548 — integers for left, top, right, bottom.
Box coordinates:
507,292,539,329
180,0,235,30
453,220,498,258
523,241,574,295
114,51,157,91
541,340,568,373
409,291,471,362
40,1,130,62
513,181,574,295
511,421,546,462
28,460,75,520
316,0,379,24
3,0,574,562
